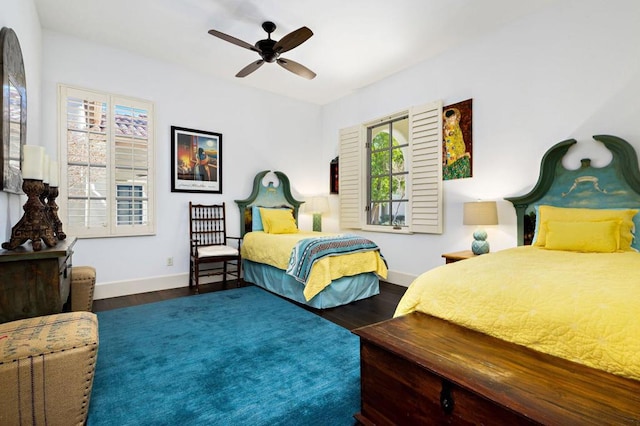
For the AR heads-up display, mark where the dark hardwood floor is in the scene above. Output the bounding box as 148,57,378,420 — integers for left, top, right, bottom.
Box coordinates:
93,280,407,330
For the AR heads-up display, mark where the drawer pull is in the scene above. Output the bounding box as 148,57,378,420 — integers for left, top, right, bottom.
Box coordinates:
440,381,455,414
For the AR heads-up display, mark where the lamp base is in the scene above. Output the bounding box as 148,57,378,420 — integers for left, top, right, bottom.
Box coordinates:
312,213,322,232
471,240,490,255
471,228,490,255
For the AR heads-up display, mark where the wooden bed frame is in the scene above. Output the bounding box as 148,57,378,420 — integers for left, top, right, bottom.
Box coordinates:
507,134,640,247
235,170,304,239
234,170,380,309
354,135,640,424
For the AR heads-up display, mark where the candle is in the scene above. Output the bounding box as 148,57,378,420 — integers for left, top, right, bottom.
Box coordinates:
22,145,45,180
49,160,59,187
43,154,50,184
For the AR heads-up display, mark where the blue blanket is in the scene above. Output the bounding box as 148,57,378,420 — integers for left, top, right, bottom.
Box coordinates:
286,234,382,284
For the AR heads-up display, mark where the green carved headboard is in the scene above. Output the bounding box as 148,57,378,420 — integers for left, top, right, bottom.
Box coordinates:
234,170,304,237
505,135,640,248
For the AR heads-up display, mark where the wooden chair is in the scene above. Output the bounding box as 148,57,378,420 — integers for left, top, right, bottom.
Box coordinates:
189,202,241,293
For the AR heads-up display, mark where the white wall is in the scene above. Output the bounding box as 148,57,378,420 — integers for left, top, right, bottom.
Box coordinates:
4,0,640,297
321,0,640,284
40,31,323,297
0,0,42,242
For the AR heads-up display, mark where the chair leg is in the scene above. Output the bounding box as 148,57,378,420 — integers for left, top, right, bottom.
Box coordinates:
194,262,200,294
223,261,228,286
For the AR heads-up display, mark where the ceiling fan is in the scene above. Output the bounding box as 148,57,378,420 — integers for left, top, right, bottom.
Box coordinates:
208,21,316,80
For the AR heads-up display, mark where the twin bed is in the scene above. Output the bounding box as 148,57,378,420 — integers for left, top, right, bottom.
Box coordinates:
234,137,639,421
356,134,640,423
235,170,387,309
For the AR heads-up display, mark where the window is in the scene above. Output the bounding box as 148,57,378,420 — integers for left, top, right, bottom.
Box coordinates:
116,184,144,225
339,100,443,234
367,115,409,228
58,85,155,238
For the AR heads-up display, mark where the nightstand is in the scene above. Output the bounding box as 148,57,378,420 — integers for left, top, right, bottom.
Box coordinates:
441,250,477,264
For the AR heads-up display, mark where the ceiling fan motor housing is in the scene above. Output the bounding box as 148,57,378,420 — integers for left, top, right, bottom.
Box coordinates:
256,39,278,62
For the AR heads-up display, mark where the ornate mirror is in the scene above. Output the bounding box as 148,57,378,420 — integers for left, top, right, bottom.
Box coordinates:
0,27,27,193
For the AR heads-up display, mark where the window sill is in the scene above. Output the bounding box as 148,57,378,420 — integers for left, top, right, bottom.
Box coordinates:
361,225,412,235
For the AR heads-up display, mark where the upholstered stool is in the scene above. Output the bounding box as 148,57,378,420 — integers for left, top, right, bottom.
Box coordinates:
0,312,99,426
71,266,96,312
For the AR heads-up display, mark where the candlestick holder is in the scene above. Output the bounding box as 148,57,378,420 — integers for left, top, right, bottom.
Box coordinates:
47,185,66,240
2,179,57,251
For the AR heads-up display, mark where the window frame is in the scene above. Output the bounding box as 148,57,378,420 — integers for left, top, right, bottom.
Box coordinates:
58,84,156,238
366,113,410,230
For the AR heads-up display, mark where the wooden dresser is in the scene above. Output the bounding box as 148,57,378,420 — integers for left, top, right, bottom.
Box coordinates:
353,312,640,425
0,238,76,323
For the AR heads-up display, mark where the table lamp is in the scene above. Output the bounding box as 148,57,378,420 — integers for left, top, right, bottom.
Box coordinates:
463,201,498,255
306,196,330,232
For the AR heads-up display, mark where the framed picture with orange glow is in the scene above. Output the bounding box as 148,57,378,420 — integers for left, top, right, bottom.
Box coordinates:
171,126,222,193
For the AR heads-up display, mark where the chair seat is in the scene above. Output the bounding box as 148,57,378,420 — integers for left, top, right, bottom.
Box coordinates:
197,245,239,257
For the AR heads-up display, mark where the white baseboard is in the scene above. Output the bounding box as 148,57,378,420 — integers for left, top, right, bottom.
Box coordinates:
94,273,189,300
385,270,416,288
94,269,417,300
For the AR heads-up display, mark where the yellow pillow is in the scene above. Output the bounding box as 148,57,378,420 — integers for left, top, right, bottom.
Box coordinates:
266,218,299,234
259,208,297,233
545,220,619,253
534,205,638,251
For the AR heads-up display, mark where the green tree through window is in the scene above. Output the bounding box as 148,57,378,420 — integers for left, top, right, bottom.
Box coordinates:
368,117,408,227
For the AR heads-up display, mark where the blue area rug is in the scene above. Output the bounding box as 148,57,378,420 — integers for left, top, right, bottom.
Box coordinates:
88,286,360,425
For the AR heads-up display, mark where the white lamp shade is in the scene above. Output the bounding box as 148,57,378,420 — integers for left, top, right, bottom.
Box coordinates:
463,201,498,226
305,196,330,214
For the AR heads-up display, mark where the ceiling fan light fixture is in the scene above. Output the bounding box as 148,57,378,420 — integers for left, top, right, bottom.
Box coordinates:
208,21,315,79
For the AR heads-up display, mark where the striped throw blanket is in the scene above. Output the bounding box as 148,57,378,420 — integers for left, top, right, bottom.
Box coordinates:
286,234,383,284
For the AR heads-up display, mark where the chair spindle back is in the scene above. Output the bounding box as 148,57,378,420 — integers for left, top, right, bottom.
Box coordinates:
190,202,227,247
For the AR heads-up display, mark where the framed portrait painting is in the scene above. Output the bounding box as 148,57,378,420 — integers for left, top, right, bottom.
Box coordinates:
171,126,222,193
442,98,472,180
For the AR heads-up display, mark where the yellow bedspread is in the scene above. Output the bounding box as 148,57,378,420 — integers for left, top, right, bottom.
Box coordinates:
241,231,388,301
395,246,640,380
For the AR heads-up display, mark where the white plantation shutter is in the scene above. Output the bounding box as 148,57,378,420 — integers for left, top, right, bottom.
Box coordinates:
112,97,153,231
408,100,443,233
61,87,109,236
339,125,363,229
338,100,443,233
59,85,155,238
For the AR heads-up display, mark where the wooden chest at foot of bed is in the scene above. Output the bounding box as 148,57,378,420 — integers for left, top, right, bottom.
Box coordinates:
353,312,640,425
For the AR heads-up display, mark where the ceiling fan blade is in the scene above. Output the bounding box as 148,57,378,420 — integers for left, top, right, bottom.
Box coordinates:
277,58,316,80
273,27,313,54
236,60,264,78
208,28,261,53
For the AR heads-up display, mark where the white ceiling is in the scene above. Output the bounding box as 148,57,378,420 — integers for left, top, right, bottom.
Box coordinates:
34,0,559,105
